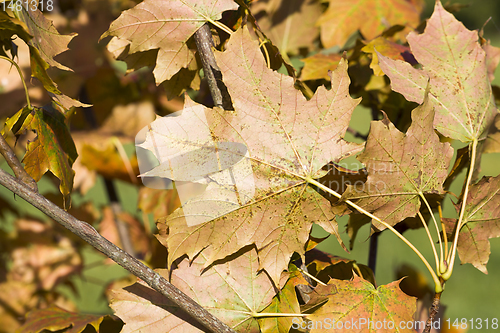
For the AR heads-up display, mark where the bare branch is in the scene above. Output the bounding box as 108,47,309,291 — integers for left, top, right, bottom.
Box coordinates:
194,23,233,110
0,167,236,333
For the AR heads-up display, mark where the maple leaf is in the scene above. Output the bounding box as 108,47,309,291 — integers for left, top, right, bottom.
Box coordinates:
18,306,103,333
300,53,342,81
14,8,74,71
258,265,306,333
306,276,416,332
251,0,321,55
343,92,454,229
110,249,279,333
141,26,363,286
3,106,78,197
378,0,498,142
445,176,500,274
12,8,87,109
317,0,424,48
102,0,238,84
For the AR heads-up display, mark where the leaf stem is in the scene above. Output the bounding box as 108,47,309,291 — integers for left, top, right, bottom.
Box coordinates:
417,211,440,274
419,193,443,272
444,139,478,280
298,267,327,286
252,313,307,318
307,177,443,293
0,55,32,110
437,203,448,274
258,39,271,69
206,19,233,36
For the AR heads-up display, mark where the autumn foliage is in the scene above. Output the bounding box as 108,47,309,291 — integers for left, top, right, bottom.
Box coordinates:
1,0,500,332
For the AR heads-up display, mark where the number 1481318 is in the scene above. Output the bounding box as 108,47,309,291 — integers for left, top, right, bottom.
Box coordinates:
2,0,54,12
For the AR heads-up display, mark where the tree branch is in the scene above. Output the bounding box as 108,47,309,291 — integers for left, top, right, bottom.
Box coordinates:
0,167,236,333
423,292,442,333
0,134,38,192
194,23,233,110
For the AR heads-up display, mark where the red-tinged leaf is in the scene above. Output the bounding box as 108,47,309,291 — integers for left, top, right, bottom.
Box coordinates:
448,176,500,274
343,92,453,229
250,0,321,55
484,114,500,153
361,37,415,76
102,0,238,84
378,0,498,142
110,249,278,333
306,276,416,332
18,306,103,333
13,106,77,196
145,27,362,286
483,40,500,82
317,0,424,48
258,265,306,333
300,53,342,81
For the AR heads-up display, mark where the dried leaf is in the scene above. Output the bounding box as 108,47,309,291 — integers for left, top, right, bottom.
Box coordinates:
13,8,87,109
145,27,362,286
343,92,453,229
110,248,277,333
18,306,103,333
449,176,500,273
378,0,498,142
102,0,238,84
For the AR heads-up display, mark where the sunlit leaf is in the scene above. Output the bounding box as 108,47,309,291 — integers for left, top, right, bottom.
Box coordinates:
102,0,238,84
447,176,500,274
317,0,424,48
110,248,278,333
306,276,416,332
343,92,454,229
7,106,78,196
144,27,362,286
378,0,498,142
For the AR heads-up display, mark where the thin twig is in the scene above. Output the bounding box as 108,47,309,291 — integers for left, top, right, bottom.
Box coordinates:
0,134,38,192
423,292,442,333
367,231,379,274
0,168,236,333
194,23,233,110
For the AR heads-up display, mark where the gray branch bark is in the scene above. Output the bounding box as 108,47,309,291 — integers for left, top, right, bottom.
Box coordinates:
0,167,236,333
194,23,233,110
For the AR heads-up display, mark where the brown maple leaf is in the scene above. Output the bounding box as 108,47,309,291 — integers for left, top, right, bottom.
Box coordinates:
139,26,362,286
